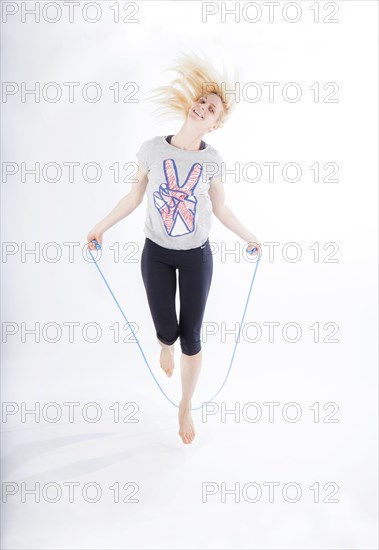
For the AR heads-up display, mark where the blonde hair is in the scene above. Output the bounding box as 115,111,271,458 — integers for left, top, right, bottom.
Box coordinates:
143,51,239,130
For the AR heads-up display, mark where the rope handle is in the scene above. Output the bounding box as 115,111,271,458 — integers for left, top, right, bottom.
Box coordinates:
91,239,102,250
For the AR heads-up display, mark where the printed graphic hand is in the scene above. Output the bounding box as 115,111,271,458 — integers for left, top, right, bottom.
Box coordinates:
153,159,203,237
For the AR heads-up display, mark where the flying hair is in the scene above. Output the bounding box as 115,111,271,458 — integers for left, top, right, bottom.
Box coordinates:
142,51,240,130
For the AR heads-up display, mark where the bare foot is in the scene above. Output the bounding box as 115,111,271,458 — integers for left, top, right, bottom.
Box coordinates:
160,346,175,377
178,401,195,444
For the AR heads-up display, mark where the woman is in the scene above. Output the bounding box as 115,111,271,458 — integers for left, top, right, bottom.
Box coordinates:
87,53,261,445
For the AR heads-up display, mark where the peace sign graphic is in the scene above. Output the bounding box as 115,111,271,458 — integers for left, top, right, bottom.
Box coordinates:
153,159,203,237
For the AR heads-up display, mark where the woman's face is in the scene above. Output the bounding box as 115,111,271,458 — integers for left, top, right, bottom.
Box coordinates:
188,93,224,132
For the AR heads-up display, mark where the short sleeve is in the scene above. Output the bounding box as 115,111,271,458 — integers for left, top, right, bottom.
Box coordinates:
136,140,150,172
209,150,225,183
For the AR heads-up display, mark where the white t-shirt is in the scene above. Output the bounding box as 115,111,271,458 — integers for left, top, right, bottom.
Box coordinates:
136,135,225,250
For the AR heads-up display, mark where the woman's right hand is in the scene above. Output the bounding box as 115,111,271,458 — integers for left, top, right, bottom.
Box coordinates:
87,227,104,250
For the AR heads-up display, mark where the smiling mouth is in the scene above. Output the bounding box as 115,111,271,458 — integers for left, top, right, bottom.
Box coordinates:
193,108,203,119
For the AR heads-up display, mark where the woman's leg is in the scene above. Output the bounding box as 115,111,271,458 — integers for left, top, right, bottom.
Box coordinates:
177,240,213,443
157,339,175,377
140,238,179,376
178,350,202,443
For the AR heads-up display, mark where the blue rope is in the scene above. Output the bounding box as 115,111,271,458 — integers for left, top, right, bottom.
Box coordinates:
88,239,261,411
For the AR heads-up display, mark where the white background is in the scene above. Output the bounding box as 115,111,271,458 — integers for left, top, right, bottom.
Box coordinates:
1,1,378,549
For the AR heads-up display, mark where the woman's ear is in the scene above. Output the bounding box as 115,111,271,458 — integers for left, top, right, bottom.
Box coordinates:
207,122,221,133
208,112,224,133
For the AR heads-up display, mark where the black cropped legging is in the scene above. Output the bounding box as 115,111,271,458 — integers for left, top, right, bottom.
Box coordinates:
140,237,213,356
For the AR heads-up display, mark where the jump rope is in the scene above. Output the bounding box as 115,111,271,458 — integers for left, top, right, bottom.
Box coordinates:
88,239,261,411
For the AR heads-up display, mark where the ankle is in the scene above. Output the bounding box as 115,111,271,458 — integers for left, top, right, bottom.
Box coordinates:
160,342,175,353
179,400,192,411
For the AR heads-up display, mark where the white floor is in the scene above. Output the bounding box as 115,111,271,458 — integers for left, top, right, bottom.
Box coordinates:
1,250,378,549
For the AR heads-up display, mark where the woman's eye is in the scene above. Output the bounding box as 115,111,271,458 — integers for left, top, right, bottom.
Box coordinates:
198,97,215,113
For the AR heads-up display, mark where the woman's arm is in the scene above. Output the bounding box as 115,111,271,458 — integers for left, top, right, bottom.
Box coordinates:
87,163,148,249
209,176,261,252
